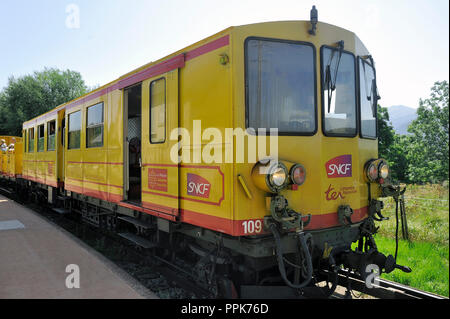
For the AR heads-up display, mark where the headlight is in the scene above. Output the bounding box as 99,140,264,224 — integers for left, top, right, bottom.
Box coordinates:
251,160,289,193
270,166,287,186
366,161,378,182
365,159,389,183
378,161,390,180
267,162,288,191
290,163,306,186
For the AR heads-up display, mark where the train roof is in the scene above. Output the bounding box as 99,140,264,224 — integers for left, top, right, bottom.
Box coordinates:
23,20,370,127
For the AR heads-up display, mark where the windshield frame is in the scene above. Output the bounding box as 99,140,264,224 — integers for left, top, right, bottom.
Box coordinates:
320,45,358,138
244,36,318,136
357,56,378,140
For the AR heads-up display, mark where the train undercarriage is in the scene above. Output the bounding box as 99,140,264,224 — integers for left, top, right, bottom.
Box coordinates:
3,178,411,298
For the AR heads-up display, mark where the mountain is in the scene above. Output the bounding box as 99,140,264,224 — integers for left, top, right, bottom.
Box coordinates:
387,105,417,135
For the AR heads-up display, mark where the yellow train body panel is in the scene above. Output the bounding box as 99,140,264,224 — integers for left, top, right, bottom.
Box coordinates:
1,153,6,176
63,93,123,202
20,20,383,237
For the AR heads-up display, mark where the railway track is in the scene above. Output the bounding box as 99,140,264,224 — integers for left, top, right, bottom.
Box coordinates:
0,185,447,300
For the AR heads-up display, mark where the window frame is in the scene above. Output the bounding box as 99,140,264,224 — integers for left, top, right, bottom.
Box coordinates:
37,124,45,152
61,118,65,147
28,128,35,153
244,36,318,136
149,77,167,144
320,45,358,138
23,130,27,153
47,120,56,151
86,102,104,148
68,110,82,150
357,56,378,140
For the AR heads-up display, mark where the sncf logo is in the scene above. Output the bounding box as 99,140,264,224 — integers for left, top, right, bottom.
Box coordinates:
325,155,352,178
187,173,211,198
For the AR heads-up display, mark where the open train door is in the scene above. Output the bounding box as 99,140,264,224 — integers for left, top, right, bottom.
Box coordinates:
140,69,179,218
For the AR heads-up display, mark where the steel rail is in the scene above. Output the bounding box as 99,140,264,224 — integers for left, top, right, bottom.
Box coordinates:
337,269,447,299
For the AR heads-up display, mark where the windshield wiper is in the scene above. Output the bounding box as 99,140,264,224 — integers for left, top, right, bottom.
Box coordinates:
371,79,378,117
325,40,345,113
362,55,381,118
368,55,380,118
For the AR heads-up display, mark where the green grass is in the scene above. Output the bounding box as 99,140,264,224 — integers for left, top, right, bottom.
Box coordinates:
372,183,449,297
374,236,449,297
376,184,449,245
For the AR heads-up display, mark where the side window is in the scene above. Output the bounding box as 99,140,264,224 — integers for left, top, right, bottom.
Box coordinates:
23,130,27,153
37,124,45,152
28,128,34,153
68,111,81,149
359,58,377,138
61,118,65,147
86,102,104,148
150,78,166,144
47,120,56,151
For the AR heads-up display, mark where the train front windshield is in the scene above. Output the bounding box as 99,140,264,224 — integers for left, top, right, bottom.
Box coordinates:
245,38,316,135
321,46,357,137
245,39,379,139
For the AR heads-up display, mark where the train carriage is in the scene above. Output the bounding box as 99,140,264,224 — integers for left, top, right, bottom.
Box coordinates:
22,111,60,188
13,8,411,297
0,136,22,181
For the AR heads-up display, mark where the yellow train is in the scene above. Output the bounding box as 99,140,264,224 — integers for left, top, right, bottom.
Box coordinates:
1,7,410,297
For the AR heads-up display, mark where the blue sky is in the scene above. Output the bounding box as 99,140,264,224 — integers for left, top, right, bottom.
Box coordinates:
0,0,448,108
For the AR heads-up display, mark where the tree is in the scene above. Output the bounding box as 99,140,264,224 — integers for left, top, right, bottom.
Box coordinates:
377,106,410,183
0,68,89,136
388,134,411,183
407,81,449,183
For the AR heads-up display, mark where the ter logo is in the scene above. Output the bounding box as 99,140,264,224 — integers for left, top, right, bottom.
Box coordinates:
325,155,352,178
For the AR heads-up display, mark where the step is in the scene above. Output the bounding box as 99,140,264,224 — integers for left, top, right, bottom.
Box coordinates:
117,216,155,229
118,232,157,249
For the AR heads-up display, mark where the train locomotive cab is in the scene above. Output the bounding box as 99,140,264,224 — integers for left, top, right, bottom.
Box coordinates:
221,13,412,295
